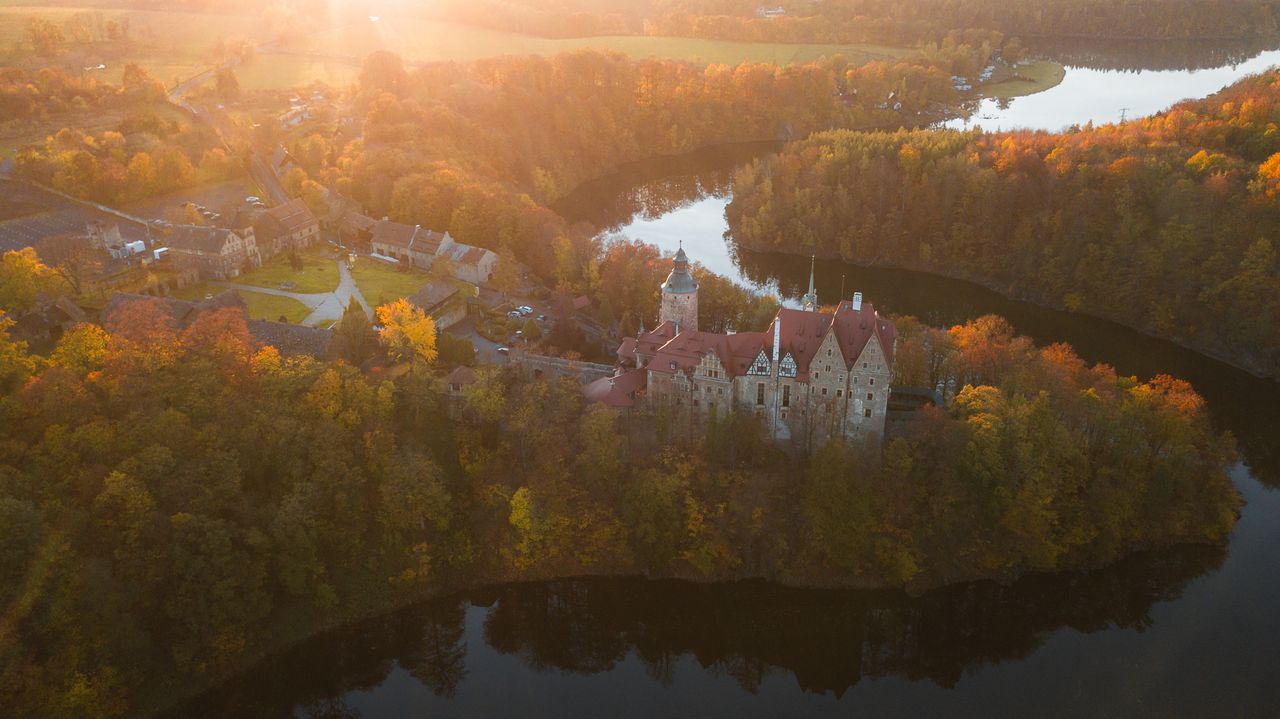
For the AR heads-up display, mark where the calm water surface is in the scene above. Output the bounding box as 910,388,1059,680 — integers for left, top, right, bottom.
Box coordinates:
179,45,1280,718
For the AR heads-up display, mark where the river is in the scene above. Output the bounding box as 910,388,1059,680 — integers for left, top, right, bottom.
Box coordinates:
175,43,1280,717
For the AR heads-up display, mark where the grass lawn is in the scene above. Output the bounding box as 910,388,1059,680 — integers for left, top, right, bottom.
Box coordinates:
349,259,428,306
233,246,340,294
980,60,1066,99
174,283,311,323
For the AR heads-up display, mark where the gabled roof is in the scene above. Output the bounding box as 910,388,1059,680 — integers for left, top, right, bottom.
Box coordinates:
166,225,239,254
246,319,333,358
583,367,647,408
255,198,317,239
371,221,450,254
631,320,678,358
646,329,768,379
408,281,457,312
370,220,418,249
764,308,830,378
830,300,897,367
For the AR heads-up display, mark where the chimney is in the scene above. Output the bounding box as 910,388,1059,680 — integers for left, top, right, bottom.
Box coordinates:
852,292,863,311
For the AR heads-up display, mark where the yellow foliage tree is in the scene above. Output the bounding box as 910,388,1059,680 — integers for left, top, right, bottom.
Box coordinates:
375,298,438,365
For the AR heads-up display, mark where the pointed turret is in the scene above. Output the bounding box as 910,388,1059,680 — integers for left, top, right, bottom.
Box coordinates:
801,254,818,312
659,241,699,332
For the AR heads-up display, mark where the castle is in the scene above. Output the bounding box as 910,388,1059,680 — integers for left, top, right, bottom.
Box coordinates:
585,246,897,444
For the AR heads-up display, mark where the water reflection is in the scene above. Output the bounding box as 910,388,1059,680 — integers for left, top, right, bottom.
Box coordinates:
733,249,1280,486
173,545,1225,718
1027,37,1280,72
948,49,1280,131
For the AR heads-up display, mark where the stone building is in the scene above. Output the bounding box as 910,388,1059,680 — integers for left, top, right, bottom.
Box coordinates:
253,198,320,257
659,244,698,332
586,251,897,446
162,225,261,280
368,219,498,285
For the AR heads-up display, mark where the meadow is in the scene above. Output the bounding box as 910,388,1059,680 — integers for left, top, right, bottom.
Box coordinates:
1,3,914,91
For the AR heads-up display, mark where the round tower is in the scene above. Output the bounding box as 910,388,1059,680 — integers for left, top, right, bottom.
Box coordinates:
660,244,698,333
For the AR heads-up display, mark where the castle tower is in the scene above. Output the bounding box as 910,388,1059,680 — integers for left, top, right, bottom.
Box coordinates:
659,243,698,333
801,255,818,312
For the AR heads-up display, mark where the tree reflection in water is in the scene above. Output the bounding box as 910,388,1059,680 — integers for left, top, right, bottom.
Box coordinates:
176,545,1223,717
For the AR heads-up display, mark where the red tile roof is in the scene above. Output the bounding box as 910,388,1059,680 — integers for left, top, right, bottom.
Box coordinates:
583,368,647,408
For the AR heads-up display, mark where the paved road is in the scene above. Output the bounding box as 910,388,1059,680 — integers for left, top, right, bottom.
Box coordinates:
213,259,371,327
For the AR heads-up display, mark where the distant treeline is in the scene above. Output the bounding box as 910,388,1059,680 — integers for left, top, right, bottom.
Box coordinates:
433,0,1280,43
318,48,974,303
0,299,1238,716
727,71,1280,379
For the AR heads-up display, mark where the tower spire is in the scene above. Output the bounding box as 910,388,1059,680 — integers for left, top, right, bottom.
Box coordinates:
801,254,818,311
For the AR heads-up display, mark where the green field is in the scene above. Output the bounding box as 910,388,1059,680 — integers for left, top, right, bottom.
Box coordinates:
1,4,912,92
232,245,340,294
349,259,428,306
980,60,1067,99
174,283,312,323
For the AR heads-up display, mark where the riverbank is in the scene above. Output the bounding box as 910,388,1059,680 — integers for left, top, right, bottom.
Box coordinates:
734,243,1278,383
153,526,1236,718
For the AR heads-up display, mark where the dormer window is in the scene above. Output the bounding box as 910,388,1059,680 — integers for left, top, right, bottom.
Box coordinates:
780,353,797,378
748,350,771,376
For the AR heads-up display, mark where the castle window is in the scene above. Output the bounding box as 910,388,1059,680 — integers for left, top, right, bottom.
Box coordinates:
822,388,828,396
756,382,765,406
781,410,787,420
863,362,868,369
837,390,843,398
717,387,723,396
782,385,790,407
749,350,771,376
694,398,700,407
864,408,872,418
839,374,844,383
826,349,832,357
869,378,875,386
853,376,859,384
866,393,873,401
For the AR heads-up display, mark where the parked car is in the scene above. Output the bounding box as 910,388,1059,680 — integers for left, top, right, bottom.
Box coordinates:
496,347,510,355
245,196,260,203
518,305,534,315
507,310,522,318
535,314,546,322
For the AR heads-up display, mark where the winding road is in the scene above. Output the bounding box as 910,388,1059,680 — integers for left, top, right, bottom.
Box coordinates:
213,259,371,326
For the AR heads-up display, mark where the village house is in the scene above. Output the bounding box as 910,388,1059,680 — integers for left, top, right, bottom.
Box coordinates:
586,248,897,446
407,280,469,330
252,198,320,257
369,219,499,285
161,225,261,280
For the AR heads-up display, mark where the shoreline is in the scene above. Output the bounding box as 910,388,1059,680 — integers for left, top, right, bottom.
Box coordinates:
730,242,1280,384
149,533,1232,718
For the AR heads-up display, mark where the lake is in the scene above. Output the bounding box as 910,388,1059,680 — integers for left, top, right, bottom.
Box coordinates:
174,42,1280,718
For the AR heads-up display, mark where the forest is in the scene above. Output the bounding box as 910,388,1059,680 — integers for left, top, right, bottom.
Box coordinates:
434,0,1280,43
8,63,235,203
307,48,974,302
0,288,1238,716
727,71,1280,380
